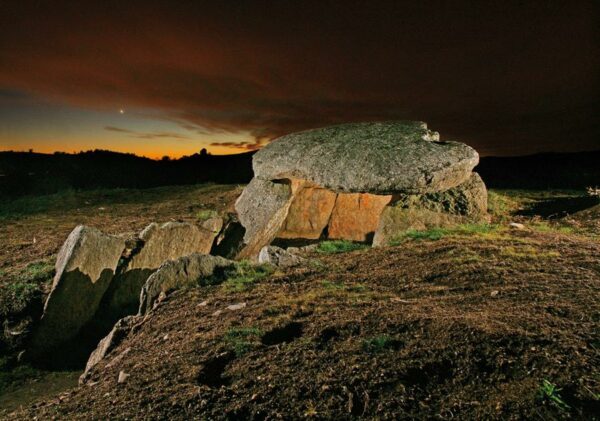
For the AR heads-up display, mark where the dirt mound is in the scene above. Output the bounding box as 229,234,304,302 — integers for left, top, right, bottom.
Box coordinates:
6,233,599,420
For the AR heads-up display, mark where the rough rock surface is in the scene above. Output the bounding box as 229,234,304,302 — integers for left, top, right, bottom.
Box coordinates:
138,254,235,314
373,173,488,246
28,226,125,358
253,121,478,194
258,245,306,268
80,315,140,384
95,221,221,329
328,193,392,242
277,185,337,240
235,178,301,258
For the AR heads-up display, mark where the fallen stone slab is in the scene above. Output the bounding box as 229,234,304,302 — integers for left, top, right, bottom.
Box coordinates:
80,315,140,384
95,221,222,331
138,254,235,314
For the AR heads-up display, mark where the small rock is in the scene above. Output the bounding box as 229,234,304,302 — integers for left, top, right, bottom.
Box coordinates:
490,290,499,297
509,222,525,230
163,334,169,340
227,302,247,311
117,371,129,384
198,300,209,307
258,245,306,268
212,310,223,317
157,291,167,303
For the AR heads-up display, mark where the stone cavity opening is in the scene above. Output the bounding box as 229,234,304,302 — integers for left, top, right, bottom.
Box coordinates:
274,179,392,246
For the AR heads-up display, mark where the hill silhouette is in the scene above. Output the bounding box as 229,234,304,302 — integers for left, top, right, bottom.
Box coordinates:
1,149,598,198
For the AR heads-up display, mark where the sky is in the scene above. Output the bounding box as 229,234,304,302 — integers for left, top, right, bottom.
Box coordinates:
0,1,598,158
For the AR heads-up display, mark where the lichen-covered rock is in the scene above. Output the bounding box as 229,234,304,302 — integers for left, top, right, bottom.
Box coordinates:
235,178,302,258
95,221,221,329
28,226,125,359
253,121,478,194
258,245,306,268
373,173,488,246
138,254,235,314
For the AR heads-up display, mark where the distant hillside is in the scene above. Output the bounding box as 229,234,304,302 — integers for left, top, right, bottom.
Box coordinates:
475,150,600,190
1,149,598,198
0,150,254,198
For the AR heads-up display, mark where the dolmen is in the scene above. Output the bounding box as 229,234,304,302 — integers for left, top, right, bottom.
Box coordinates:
235,121,489,258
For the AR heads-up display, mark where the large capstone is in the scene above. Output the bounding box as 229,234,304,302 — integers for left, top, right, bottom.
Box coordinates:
253,121,478,194
27,226,125,361
235,121,488,258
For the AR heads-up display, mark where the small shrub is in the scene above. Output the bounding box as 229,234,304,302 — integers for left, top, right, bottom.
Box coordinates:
222,261,274,292
196,209,218,221
361,335,400,353
224,327,262,356
586,186,600,198
538,379,570,411
316,240,368,254
320,280,345,290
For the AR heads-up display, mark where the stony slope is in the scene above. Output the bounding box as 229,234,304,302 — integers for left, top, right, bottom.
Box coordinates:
5,231,599,420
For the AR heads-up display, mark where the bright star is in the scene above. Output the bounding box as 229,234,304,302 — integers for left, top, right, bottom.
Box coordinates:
119,109,125,114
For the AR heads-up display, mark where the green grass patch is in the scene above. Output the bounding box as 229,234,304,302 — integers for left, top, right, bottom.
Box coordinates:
538,379,570,411
361,335,401,353
500,246,560,260
316,240,368,254
224,327,263,356
389,224,497,245
16,260,55,284
222,261,275,292
196,209,218,221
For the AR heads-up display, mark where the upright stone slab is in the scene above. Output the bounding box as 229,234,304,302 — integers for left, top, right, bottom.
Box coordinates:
373,173,489,246
277,185,337,240
95,221,221,330
328,192,392,242
235,178,302,259
28,226,125,358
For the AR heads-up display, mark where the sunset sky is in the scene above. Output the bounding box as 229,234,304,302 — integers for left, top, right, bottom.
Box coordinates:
0,1,598,158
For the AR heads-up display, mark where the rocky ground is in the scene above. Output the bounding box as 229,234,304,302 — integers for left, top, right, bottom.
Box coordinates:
0,185,598,419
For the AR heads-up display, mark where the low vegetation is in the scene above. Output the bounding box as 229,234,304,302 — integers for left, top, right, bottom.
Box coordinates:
316,240,368,254
222,261,275,292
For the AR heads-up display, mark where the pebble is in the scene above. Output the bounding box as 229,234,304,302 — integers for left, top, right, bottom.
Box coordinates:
117,371,130,384
227,302,247,311
509,222,525,230
490,290,499,297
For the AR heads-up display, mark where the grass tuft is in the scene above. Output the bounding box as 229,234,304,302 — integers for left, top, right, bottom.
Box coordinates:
224,327,262,356
316,240,368,254
538,379,570,411
390,224,497,246
361,335,400,353
222,261,274,292
196,209,218,221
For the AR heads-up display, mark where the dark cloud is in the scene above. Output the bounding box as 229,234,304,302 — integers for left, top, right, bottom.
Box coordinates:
1,1,598,155
104,126,189,141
